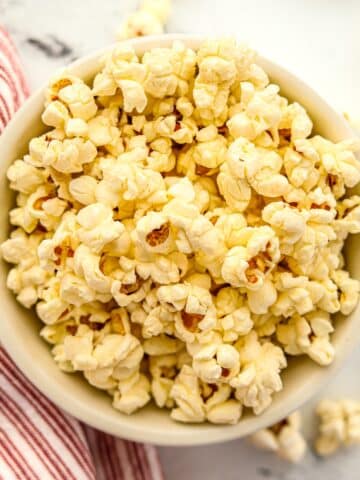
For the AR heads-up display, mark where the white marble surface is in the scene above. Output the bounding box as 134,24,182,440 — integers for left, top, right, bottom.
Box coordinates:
1,0,360,478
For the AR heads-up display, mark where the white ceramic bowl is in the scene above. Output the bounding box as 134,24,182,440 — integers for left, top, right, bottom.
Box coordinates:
0,34,359,446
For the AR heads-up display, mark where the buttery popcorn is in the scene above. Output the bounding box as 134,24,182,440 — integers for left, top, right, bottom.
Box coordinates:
2,39,360,424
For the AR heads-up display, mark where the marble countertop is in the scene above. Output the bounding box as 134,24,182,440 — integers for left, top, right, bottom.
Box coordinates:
1,0,359,478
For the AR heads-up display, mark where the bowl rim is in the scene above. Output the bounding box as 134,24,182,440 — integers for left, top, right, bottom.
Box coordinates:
0,33,358,446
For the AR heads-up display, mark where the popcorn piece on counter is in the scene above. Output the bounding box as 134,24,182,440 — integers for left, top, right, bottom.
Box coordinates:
116,0,172,40
250,411,307,463
315,399,360,456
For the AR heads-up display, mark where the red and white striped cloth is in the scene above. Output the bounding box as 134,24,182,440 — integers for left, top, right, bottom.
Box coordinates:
0,27,164,480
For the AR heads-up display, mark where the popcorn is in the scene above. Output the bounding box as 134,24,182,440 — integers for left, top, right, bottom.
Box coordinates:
76,203,124,253
215,287,243,317
331,270,360,315
250,411,307,463
93,333,143,369
117,11,163,40
170,365,206,423
247,279,277,314
335,195,360,235
2,38,359,425
244,144,289,197
143,42,197,99
7,160,46,194
193,178,224,213
143,305,175,338
143,335,182,355
1,229,48,307
60,272,108,306
41,138,97,174
277,310,335,366
221,226,280,290
23,187,68,232
42,100,70,128
96,156,166,211
192,127,227,170
150,353,178,408
113,373,151,414
216,140,251,212
157,283,217,342
57,82,97,121
69,176,98,205
147,137,176,172
87,115,119,147
193,39,254,126
271,272,318,318
205,385,242,425
284,142,320,191
262,201,306,246
190,336,240,383
45,74,81,103
136,251,187,284
73,244,111,293
314,136,360,189
133,211,174,254
283,102,313,141
231,332,287,414
315,399,360,456
62,326,97,371
220,306,253,342
65,118,88,138
112,274,150,308
228,84,284,141
84,367,117,390
102,46,148,113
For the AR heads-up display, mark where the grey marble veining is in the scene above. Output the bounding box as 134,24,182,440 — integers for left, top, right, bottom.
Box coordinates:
1,1,360,479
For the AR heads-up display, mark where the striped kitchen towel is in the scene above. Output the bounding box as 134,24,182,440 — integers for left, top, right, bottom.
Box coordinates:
0,27,164,480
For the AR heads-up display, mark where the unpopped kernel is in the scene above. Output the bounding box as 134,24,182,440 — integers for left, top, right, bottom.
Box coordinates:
2,38,360,424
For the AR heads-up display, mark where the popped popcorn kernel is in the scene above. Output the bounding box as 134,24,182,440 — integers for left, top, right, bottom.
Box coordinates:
315,398,360,456
250,411,307,463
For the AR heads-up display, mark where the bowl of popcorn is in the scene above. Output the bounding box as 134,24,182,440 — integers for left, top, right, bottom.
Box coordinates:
1,34,360,446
